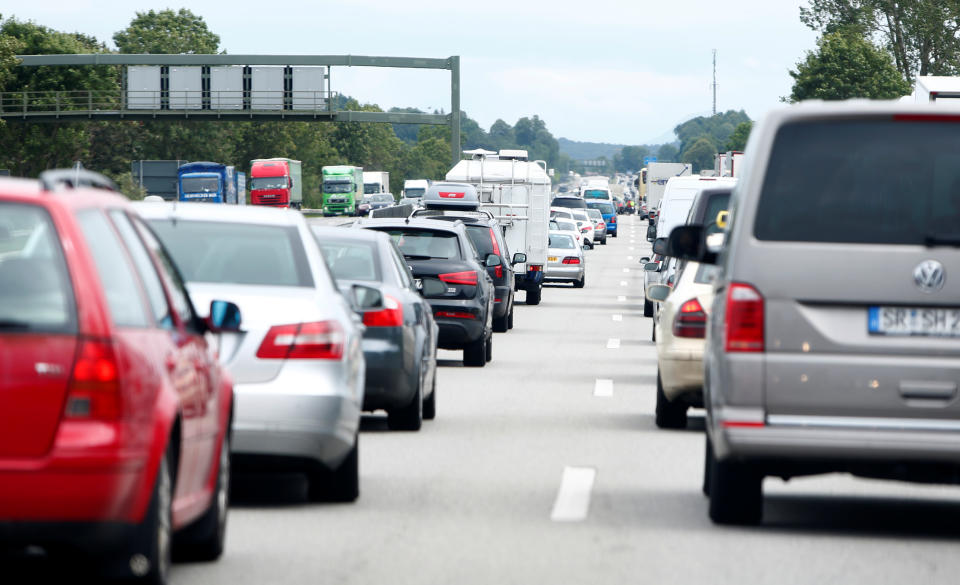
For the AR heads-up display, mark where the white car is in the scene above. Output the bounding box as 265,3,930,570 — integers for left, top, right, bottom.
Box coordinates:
570,209,596,248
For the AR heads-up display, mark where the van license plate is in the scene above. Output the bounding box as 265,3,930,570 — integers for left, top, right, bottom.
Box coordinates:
868,307,960,337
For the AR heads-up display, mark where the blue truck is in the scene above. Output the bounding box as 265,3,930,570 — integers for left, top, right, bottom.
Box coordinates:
177,162,246,204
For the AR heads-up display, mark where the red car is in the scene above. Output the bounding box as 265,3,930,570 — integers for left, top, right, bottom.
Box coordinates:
0,170,239,583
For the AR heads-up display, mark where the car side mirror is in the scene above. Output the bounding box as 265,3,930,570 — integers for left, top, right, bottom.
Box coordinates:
643,262,661,272
646,283,672,302
207,300,242,333
419,277,447,297
665,224,717,264
512,252,527,265
652,237,668,256
639,256,651,264
351,283,384,311
485,253,502,268
646,224,657,242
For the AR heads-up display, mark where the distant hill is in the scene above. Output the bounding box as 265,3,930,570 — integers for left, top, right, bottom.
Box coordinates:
558,138,628,161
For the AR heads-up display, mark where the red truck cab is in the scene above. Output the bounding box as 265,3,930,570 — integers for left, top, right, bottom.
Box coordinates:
249,158,301,209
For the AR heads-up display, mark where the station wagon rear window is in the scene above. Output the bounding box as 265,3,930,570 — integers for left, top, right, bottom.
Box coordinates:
0,203,75,332
755,119,960,244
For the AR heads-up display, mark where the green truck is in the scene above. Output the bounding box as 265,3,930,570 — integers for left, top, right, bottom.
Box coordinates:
321,165,363,216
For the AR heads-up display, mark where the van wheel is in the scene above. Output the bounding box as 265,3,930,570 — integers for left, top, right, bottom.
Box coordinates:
174,432,230,561
708,454,763,525
463,337,486,367
308,435,360,503
526,286,541,306
655,371,688,429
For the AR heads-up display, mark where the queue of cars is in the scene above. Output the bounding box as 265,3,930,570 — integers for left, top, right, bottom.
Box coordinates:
641,101,960,527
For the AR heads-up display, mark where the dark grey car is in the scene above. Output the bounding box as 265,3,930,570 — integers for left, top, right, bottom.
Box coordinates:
312,226,439,431
668,102,960,526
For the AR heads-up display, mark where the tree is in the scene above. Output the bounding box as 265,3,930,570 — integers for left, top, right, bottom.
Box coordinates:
680,137,716,173
800,0,960,81
657,143,679,162
614,145,649,172
787,30,911,102
113,9,220,54
724,121,753,151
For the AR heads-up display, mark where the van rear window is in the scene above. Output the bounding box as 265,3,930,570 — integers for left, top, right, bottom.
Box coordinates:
755,119,960,244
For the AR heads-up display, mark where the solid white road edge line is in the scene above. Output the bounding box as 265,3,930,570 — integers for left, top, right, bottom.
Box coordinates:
617,295,626,302
594,378,614,397
550,467,597,522
612,314,623,321
606,338,621,349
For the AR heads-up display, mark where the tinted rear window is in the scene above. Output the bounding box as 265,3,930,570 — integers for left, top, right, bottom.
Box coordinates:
551,197,586,209
583,189,609,199
317,240,381,282
148,220,314,287
0,203,75,332
466,226,495,257
755,119,960,244
373,228,462,260
587,201,615,215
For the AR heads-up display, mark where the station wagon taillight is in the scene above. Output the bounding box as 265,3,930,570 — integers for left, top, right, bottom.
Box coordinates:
257,321,344,360
725,283,764,352
673,298,707,338
65,338,121,420
439,271,478,286
363,295,403,327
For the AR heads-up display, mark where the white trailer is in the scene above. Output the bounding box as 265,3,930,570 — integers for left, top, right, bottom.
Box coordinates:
645,162,692,211
447,149,551,305
362,171,390,195
914,76,960,103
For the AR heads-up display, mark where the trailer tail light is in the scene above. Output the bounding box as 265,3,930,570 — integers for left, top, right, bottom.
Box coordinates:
363,295,403,327
435,311,476,320
489,228,503,279
438,271,478,286
562,257,581,265
673,298,707,338
529,265,542,272
65,338,121,420
257,321,344,360
725,283,764,352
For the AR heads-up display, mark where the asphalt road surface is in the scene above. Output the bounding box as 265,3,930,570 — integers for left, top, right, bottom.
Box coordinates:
16,214,960,584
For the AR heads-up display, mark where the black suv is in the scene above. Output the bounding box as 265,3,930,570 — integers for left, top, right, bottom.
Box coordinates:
357,217,497,367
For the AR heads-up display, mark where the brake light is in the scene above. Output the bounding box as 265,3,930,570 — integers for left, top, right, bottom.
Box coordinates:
66,338,121,420
562,257,581,265
435,311,476,320
438,271,478,286
257,321,344,360
596,222,605,229
489,228,503,279
363,295,403,327
673,298,707,338
529,265,542,272
725,283,764,352
610,216,616,224
580,226,591,233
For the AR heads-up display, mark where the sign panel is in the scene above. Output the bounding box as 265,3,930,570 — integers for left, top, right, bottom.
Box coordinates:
169,67,202,109
251,66,284,110
210,66,244,110
127,66,161,109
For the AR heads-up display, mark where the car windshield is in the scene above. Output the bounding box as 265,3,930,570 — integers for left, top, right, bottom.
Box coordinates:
756,119,960,244
0,202,75,332
250,177,288,190
324,180,354,194
317,240,381,282
588,201,615,215
148,220,314,287
377,228,461,260
549,233,576,249
181,176,219,193
363,183,380,194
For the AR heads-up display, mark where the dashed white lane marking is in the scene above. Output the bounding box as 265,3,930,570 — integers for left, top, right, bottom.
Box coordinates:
620,281,628,286
593,378,614,397
612,314,623,321
606,338,621,349
628,247,635,251
622,268,630,273
617,295,626,302
627,256,634,260
550,467,597,522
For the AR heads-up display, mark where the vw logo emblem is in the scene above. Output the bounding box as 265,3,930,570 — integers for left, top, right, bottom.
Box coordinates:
914,260,945,293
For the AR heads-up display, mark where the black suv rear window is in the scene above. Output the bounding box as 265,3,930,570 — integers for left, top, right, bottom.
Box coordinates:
0,203,75,332
550,197,587,209
755,119,960,244
375,228,462,260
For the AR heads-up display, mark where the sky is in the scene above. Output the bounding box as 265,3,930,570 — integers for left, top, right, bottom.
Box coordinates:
6,1,819,145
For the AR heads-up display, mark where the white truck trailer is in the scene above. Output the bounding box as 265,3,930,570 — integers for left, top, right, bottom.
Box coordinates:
362,171,390,195
914,76,960,103
645,162,692,211
447,149,551,305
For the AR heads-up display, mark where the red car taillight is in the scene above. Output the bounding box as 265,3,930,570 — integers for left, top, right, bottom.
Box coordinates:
439,271,478,286
363,295,403,327
580,226,590,233
257,321,345,360
489,228,503,279
596,222,605,230
65,338,121,420
435,310,476,320
562,257,581,265
725,283,764,352
673,298,707,338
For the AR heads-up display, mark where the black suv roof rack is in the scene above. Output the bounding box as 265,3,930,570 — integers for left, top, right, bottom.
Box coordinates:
39,169,118,193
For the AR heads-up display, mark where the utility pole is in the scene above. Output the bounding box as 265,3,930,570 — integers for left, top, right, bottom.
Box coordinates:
712,49,718,116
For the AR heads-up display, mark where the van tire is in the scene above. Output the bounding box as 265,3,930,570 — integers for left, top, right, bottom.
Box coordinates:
526,287,541,306
708,455,763,525
655,371,687,429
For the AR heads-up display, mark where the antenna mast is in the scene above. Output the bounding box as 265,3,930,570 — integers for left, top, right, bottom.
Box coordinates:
712,49,718,116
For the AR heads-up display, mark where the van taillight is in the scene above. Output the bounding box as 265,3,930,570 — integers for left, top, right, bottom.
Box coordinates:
439,271,478,286
66,338,121,419
363,295,403,327
673,298,707,338
257,321,344,360
725,283,764,352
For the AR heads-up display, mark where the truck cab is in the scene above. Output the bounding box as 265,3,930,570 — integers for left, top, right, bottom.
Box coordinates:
250,158,302,209
322,165,363,216
178,161,244,204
